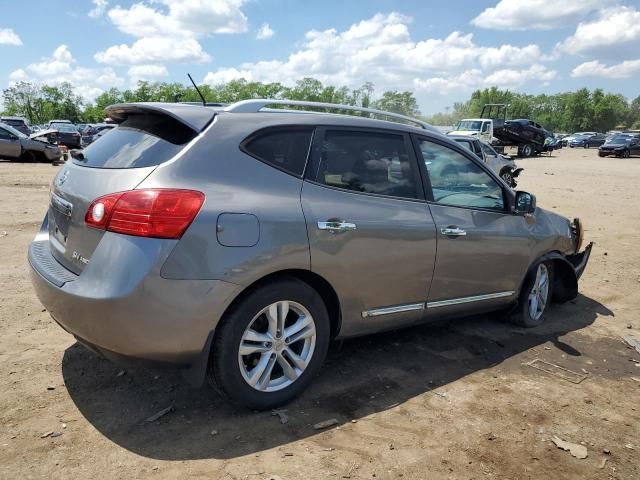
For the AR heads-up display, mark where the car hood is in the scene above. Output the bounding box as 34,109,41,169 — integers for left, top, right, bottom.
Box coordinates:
535,207,574,251
448,130,481,136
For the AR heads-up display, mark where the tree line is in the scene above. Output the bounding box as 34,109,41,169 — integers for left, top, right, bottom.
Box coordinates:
2,78,638,133
428,86,640,133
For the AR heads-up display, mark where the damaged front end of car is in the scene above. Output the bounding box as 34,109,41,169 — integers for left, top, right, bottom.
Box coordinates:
566,218,593,280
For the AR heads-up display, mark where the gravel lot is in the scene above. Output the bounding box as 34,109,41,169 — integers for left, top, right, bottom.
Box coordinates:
1,146,639,479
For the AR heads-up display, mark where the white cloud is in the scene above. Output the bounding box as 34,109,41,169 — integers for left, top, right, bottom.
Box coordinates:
0,27,22,46
204,12,552,96
471,0,607,30
128,64,169,82
571,59,640,78
413,64,556,94
558,6,640,56
95,37,210,65
8,45,123,101
256,23,274,40
88,0,108,18
96,0,248,66
204,67,253,85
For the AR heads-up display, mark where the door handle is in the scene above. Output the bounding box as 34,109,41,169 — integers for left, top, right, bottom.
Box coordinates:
318,221,357,233
440,227,466,237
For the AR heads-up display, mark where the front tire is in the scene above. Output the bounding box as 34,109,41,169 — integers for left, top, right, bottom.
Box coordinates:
209,278,330,410
521,144,533,157
511,262,553,327
622,149,631,158
500,170,514,187
21,150,36,163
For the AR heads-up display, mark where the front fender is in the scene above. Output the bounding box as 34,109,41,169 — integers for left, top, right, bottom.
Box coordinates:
537,242,593,303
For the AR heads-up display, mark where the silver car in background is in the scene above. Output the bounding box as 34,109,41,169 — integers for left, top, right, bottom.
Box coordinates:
29,100,592,409
0,122,61,162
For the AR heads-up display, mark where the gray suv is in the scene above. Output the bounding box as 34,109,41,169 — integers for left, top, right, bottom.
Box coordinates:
28,100,592,409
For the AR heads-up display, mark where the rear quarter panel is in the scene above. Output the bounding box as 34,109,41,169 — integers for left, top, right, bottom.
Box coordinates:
148,115,311,285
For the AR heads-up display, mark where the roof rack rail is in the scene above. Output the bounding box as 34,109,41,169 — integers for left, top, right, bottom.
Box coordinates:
223,99,433,130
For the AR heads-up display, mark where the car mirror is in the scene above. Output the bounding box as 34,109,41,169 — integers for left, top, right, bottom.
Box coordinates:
514,191,536,215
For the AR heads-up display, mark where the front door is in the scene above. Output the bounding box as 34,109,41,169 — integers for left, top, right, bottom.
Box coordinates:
0,127,21,158
413,136,531,316
302,128,437,337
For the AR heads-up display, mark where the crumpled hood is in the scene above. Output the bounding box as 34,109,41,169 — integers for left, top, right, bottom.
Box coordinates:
448,130,480,137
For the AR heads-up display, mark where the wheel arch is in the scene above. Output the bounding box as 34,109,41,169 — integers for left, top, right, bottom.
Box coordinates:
182,268,342,388
227,269,342,340
523,251,578,304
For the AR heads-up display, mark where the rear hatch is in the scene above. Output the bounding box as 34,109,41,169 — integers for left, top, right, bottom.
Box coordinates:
48,103,214,274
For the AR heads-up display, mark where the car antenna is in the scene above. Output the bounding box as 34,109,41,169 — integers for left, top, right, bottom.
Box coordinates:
187,73,206,106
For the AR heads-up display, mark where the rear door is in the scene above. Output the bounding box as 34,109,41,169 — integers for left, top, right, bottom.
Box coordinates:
301,127,437,337
413,135,531,315
48,110,209,274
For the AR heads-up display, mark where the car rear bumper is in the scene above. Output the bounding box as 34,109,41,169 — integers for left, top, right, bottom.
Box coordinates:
28,231,242,366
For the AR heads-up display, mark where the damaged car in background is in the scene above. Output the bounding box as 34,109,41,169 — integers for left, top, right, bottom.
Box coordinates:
0,122,61,162
28,99,593,409
449,135,523,187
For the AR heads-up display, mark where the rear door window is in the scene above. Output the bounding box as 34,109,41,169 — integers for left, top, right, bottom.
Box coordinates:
307,129,419,200
75,114,196,169
242,127,313,177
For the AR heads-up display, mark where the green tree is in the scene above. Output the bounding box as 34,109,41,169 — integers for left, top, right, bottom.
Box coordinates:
373,90,420,116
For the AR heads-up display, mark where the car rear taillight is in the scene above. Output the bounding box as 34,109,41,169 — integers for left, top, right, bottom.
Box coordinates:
85,189,204,239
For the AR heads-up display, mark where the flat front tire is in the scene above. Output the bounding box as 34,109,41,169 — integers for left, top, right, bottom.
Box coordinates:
208,278,330,410
511,261,554,328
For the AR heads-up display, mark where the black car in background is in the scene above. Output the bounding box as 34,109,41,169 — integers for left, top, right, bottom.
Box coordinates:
598,134,640,158
0,116,31,135
55,124,81,148
81,123,116,146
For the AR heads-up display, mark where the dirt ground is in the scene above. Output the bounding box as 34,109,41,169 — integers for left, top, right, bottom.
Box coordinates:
1,146,639,480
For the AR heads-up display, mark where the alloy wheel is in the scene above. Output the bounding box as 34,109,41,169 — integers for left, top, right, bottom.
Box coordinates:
528,264,549,321
238,301,316,392
501,172,513,187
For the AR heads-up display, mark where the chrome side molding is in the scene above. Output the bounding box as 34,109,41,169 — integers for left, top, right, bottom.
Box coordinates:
361,302,425,318
361,291,515,318
427,291,514,309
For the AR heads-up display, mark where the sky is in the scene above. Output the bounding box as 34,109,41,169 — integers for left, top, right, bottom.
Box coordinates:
1,0,639,114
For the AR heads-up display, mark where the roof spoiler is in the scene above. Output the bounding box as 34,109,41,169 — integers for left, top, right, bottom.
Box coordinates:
105,102,215,132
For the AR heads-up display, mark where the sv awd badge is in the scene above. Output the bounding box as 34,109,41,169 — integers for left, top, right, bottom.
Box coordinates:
72,251,89,265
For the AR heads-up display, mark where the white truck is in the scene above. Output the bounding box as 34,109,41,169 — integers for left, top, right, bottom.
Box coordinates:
447,104,549,157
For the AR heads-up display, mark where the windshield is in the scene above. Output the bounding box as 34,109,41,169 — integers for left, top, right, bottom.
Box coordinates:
0,123,27,138
455,120,482,131
58,125,78,132
608,135,631,144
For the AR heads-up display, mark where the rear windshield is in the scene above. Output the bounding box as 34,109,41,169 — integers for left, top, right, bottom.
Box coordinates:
74,114,197,169
3,119,26,127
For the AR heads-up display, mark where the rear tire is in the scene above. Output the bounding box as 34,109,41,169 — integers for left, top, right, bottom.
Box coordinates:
520,144,533,158
622,149,631,158
510,261,554,328
208,278,330,410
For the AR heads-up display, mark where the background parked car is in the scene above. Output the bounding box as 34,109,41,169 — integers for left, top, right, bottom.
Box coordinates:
0,116,32,136
569,133,606,148
55,124,82,148
81,123,116,146
562,132,595,146
0,122,61,162
47,119,72,129
598,134,640,158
